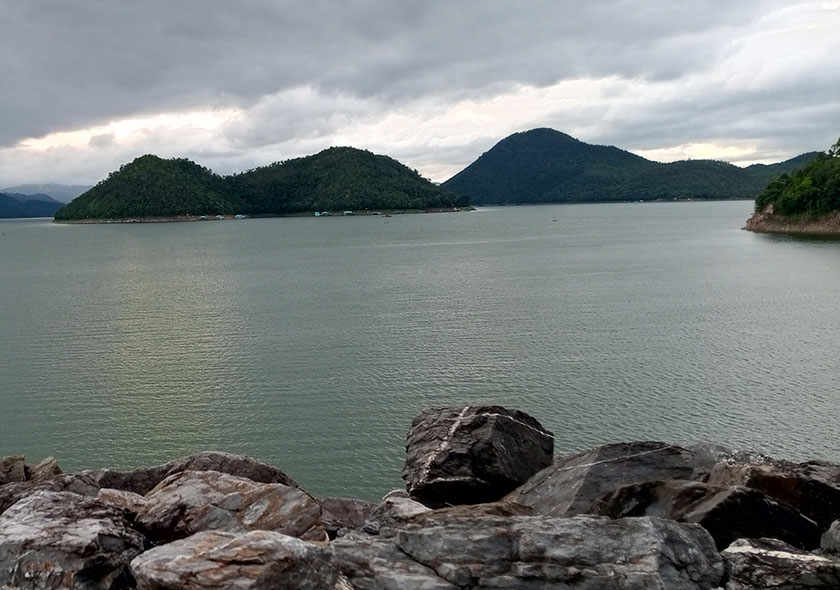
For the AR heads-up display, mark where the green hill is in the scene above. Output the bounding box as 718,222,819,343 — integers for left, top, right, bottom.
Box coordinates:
228,146,466,214
0,192,63,218
54,155,230,220
753,138,840,216
54,148,464,220
442,128,820,204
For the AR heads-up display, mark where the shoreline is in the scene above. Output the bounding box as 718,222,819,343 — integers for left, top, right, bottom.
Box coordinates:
743,207,840,236
52,207,470,224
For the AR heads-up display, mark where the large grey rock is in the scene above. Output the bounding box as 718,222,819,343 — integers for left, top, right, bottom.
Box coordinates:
362,496,432,536
402,405,554,507
318,497,376,538
723,537,840,589
332,534,457,590
820,520,840,554
135,470,326,543
27,457,63,481
95,487,150,520
506,441,704,516
0,473,100,516
84,451,298,496
337,515,724,589
0,490,147,589
0,456,26,485
709,456,840,531
130,530,336,590
594,479,821,550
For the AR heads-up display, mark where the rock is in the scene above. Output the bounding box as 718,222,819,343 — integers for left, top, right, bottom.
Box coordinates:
595,479,821,550
96,487,150,519
26,457,62,481
821,520,840,554
0,490,147,589
135,470,326,543
723,537,840,589
339,515,724,589
0,473,100,515
0,456,26,485
506,441,704,516
84,450,298,496
318,497,376,539
333,533,459,590
709,456,840,530
402,405,554,508
130,530,336,590
362,496,432,536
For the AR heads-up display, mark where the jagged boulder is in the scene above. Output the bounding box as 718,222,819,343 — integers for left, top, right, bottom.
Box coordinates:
402,406,554,507
0,456,26,485
708,456,840,531
0,473,99,515
318,497,376,539
26,456,63,481
506,441,705,516
130,530,335,590
84,450,298,496
594,479,821,550
135,470,326,543
337,514,724,589
0,490,147,589
723,537,840,589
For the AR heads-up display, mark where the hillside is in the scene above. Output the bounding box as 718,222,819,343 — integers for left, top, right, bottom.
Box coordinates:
54,148,464,221
0,192,63,218
442,128,819,204
228,147,466,214
744,137,840,234
0,184,91,202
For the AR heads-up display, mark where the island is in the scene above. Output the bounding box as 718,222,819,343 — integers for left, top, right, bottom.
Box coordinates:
744,137,840,234
53,147,467,222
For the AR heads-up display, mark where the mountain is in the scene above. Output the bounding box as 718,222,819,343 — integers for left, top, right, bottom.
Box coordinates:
54,155,230,220
54,148,465,220
442,128,820,204
0,192,63,218
0,184,91,202
228,146,466,214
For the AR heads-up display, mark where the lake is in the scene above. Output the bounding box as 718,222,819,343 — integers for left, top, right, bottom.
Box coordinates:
2,201,839,500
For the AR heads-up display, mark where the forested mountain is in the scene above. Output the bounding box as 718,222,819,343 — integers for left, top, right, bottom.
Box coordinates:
753,138,840,216
0,192,63,218
228,147,466,214
54,148,464,220
442,128,820,204
0,184,91,202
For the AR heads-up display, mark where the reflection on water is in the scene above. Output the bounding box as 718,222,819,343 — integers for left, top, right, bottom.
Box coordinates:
2,202,840,499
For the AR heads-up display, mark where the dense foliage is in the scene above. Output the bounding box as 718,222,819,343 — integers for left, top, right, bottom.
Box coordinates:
0,192,62,218
753,138,840,216
54,148,465,220
442,128,819,205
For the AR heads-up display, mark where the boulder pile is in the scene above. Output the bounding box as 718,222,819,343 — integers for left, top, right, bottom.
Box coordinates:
3,405,840,588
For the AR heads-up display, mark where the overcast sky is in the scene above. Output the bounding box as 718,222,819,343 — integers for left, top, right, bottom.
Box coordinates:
1,1,838,186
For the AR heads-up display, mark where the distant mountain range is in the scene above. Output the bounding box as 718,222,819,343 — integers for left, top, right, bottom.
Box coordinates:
441,128,820,205
54,147,466,220
0,184,91,203
0,192,64,218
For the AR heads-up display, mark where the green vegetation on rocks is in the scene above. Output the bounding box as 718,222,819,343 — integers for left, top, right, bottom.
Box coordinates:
753,137,840,216
54,148,465,221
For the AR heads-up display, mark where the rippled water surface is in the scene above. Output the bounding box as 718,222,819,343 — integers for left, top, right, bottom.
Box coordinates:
2,201,840,499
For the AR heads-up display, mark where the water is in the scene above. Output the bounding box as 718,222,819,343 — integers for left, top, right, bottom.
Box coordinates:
2,201,840,500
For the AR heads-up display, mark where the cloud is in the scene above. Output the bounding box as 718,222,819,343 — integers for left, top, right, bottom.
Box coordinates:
0,0,837,185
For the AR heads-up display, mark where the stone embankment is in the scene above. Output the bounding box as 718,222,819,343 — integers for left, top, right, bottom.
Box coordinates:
4,405,840,588
744,204,840,235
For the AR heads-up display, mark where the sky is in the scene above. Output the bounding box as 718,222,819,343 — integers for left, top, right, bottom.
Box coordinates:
1,1,838,187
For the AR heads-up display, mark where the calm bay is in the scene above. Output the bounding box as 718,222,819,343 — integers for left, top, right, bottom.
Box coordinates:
2,200,839,500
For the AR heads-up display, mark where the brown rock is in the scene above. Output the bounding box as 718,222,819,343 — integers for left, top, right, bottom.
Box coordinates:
26,457,62,481
0,456,26,485
130,530,336,590
0,473,99,516
318,497,376,539
135,470,326,543
723,537,840,589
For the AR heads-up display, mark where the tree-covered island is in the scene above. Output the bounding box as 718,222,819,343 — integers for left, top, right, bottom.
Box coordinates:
53,147,467,221
744,137,840,234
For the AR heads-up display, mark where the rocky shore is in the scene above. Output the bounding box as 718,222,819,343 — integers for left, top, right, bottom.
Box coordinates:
743,204,840,235
4,405,840,588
